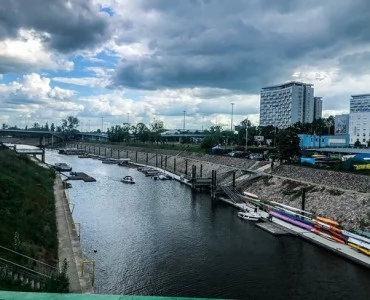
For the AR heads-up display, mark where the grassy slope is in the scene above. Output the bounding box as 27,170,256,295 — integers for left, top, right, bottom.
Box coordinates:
0,145,58,265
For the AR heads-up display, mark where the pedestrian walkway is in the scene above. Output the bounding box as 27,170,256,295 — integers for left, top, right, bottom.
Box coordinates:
54,176,91,293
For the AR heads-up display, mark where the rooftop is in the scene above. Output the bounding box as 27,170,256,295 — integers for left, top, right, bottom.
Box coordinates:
351,94,370,97
262,81,313,90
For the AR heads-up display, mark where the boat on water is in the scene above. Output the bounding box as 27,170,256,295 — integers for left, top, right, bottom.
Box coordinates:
237,210,261,222
121,175,135,184
53,163,72,172
78,153,90,158
102,158,119,164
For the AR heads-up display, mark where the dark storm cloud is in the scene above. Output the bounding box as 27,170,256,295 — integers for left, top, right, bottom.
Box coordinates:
111,0,370,92
0,0,110,52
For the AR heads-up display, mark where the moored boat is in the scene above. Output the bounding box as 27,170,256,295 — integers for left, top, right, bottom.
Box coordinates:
53,163,72,172
121,175,135,184
237,210,261,222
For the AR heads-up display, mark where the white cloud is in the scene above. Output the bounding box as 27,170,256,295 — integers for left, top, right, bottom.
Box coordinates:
0,73,82,126
0,29,74,73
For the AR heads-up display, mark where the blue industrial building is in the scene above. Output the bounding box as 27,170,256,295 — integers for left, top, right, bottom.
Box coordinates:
298,134,349,148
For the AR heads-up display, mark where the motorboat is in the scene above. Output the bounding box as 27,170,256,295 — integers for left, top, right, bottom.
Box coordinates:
102,158,119,164
121,175,135,184
53,163,72,172
237,210,261,222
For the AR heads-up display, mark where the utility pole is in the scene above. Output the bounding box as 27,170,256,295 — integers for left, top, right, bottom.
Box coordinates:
183,110,186,130
231,103,234,131
127,113,130,124
101,116,104,132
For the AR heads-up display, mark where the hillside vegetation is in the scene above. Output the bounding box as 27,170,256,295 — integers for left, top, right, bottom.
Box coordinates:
0,145,69,292
0,145,58,263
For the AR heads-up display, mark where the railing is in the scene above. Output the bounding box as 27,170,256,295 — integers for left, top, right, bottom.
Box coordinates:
0,258,52,289
0,245,58,277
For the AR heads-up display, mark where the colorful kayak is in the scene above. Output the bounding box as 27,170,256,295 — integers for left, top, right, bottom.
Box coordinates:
270,201,313,215
347,237,370,251
342,230,370,245
313,220,342,234
316,217,339,227
243,191,260,200
355,229,370,239
273,208,314,226
348,242,370,256
311,228,345,244
269,211,313,231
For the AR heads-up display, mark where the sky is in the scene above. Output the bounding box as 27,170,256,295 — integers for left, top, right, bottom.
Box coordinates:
1,0,370,131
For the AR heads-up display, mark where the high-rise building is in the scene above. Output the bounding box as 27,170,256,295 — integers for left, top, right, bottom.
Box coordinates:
259,81,315,128
314,97,323,120
348,94,370,145
350,94,370,112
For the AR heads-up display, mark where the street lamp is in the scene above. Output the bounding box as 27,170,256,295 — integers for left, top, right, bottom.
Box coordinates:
183,110,186,130
231,103,234,131
245,117,248,151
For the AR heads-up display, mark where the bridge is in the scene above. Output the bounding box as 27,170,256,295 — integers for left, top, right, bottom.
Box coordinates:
0,129,108,145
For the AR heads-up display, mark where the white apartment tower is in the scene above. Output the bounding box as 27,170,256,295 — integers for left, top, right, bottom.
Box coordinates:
349,94,370,145
259,81,315,128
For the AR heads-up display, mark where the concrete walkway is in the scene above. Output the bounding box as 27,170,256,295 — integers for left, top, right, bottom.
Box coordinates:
54,176,91,293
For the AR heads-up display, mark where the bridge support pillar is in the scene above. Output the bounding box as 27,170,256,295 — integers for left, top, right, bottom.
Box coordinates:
42,149,45,163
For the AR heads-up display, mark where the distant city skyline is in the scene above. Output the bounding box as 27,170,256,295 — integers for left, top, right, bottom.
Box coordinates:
1,1,369,130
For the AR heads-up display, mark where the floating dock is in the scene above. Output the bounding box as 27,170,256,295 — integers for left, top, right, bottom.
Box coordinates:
67,172,96,182
255,222,290,236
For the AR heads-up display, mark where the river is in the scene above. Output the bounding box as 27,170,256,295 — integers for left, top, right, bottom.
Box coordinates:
44,149,370,299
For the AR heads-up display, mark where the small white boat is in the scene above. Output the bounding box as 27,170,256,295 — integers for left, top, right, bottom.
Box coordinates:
53,163,72,172
237,210,261,222
121,175,135,184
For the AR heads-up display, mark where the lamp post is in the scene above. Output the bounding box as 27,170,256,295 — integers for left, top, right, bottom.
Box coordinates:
245,117,248,151
231,103,234,131
183,110,186,130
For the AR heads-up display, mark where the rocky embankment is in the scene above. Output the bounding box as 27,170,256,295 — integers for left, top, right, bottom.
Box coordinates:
242,165,370,231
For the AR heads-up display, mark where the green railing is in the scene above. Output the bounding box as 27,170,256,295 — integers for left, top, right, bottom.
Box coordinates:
0,292,217,300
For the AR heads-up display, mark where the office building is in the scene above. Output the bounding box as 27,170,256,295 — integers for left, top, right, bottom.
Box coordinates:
259,81,315,128
314,97,323,120
350,94,370,113
349,112,370,145
348,94,370,145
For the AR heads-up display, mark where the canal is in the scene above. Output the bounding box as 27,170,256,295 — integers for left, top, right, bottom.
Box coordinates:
45,150,370,299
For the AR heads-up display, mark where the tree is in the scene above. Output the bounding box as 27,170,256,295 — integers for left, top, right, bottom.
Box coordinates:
50,123,55,132
354,139,362,148
2,123,9,129
61,116,79,133
276,127,301,162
